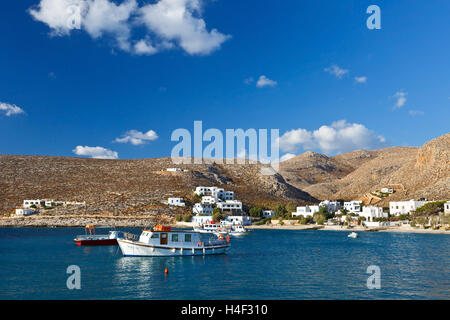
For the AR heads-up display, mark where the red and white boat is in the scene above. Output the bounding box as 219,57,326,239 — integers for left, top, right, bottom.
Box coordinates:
73,225,121,246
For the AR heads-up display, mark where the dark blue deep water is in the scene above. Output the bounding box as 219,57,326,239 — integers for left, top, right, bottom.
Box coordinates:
0,227,449,299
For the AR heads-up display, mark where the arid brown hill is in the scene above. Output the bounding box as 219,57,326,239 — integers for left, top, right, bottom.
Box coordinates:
280,133,450,203
0,156,316,215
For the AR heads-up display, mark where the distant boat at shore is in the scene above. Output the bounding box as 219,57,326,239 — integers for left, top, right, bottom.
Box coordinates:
73,225,121,246
348,232,358,238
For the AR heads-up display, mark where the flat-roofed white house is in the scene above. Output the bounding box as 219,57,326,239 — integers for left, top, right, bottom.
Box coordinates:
292,205,320,218
201,196,217,204
194,186,234,201
166,168,183,172
389,200,430,216
359,206,388,222
168,198,186,207
15,208,37,216
193,203,213,215
381,188,394,194
217,200,243,213
23,200,45,208
319,200,341,213
344,201,363,213
262,210,275,218
445,201,450,215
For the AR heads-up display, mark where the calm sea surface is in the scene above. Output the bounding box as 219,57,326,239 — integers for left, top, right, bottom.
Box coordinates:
0,227,449,299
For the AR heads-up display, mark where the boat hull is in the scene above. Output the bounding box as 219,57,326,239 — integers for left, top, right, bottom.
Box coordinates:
74,239,118,246
117,239,230,257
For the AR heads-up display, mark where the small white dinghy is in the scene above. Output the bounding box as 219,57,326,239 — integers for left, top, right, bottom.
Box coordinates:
348,232,358,238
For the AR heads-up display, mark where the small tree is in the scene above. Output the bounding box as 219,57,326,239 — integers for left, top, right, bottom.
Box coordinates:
274,204,287,217
249,207,263,218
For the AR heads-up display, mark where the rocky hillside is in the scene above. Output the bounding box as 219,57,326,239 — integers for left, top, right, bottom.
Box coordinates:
281,133,450,203
0,156,316,215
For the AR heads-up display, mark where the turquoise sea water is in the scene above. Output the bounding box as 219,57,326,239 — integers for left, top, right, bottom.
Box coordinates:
0,227,449,300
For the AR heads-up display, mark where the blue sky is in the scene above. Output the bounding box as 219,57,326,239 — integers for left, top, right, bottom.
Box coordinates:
0,0,449,160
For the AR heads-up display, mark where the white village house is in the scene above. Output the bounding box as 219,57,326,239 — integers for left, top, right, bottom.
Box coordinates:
445,201,450,215
216,200,243,213
359,206,388,222
389,200,430,216
262,210,275,218
192,214,252,226
292,205,320,218
192,203,213,215
319,200,341,213
15,208,37,216
381,187,394,194
343,201,363,213
194,187,234,201
168,198,186,207
166,168,184,172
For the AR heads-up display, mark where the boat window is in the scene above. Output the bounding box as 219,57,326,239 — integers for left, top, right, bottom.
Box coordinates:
184,234,192,242
171,234,178,242
151,233,159,239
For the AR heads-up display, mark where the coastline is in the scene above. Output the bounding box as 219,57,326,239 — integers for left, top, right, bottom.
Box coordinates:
1,216,449,235
247,224,450,235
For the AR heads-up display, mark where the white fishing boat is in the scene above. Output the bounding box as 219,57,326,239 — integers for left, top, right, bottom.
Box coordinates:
228,224,249,236
193,221,228,234
348,232,358,238
117,225,231,257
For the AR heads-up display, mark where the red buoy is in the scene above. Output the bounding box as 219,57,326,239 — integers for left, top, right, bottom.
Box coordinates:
164,267,168,275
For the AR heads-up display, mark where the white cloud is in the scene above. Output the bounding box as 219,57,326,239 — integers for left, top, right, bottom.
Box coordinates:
115,129,158,145
393,91,407,108
278,128,314,153
0,102,25,116
408,110,424,116
139,0,231,55
256,75,277,88
280,153,296,162
29,0,230,56
278,120,386,155
354,76,367,83
73,145,118,159
324,64,349,78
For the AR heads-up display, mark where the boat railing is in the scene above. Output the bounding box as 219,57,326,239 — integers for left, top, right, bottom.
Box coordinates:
204,239,227,247
75,234,108,240
121,232,139,241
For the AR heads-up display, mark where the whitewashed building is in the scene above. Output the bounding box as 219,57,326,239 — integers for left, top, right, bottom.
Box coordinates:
201,196,217,204
15,208,37,216
292,205,320,218
444,201,450,215
168,198,186,207
166,168,183,172
381,188,394,194
193,203,213,215
359,206,388,222
23,200,45,208
262,210,275,218
217,200,243,213
319,200,341,213
195,186,234,201
344,201,363,213
389,200,430,216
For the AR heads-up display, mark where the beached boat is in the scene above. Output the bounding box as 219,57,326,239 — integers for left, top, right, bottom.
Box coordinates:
117,225,231,257
73,225,121,246
348,232,358,238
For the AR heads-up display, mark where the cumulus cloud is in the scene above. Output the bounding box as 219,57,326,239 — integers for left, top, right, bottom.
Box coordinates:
280,153,296,162
0,102,25,116
28,0,230,55
354,76,367,83
73,145,118,159
324,64,349,78
393,91,407,108
278,120,386,155
256,75,277,88
115,129,158,145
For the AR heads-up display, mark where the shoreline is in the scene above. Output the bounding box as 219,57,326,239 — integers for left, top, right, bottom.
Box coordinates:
248,224,450,235
1,216,449,235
